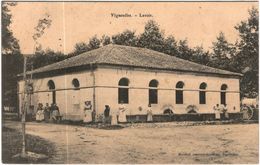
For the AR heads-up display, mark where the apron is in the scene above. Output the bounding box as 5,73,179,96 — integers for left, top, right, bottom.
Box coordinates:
83,110,92,123
215,110,221,119
111,111,118,125
36,110,44,121
118,109,127,122
147,109,153,122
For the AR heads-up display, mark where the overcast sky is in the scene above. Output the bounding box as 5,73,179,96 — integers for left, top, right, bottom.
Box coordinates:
9,2,258,55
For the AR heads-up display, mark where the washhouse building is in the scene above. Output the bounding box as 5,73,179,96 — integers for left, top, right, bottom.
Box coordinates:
18,44,242,121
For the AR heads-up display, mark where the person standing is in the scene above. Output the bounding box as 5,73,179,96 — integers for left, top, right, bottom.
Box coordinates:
213,104,221,120
111,109,118,125
44,103,51,122
223,104,229,120
118,103,127,123
51,103,60,122
104,105,110,124
36,103,44,122
147,104,153,122
83,101,92,123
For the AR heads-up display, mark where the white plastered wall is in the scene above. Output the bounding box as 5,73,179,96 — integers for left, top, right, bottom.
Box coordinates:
95,66,240,115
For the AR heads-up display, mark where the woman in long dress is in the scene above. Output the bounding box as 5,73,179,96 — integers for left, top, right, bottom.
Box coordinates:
84,110,92,123
213,104,221,120
223,104,229,120
51,103,60,121
147,104,153,122
44,103,51,122
111,109,118,125
36,103,44,122
118,104,127,123
83,101,92,123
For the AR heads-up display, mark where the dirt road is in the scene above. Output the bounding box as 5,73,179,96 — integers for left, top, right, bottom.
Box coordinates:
3,121,258,164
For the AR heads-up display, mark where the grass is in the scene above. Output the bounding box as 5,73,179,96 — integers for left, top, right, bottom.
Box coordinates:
2,127,55,164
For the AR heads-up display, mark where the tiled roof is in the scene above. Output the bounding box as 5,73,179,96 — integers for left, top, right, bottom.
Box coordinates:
26,44,242,76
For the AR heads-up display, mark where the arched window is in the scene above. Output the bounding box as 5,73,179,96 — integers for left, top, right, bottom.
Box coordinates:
149,79,158,104
47,80,56,104
72,78,80,89
176,81,184,104
47,80,55,90
221,84,228,105
118,78,129,104
199,82,207,104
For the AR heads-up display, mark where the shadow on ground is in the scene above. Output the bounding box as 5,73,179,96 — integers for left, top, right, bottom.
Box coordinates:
2,127,55,164
97,125,124,130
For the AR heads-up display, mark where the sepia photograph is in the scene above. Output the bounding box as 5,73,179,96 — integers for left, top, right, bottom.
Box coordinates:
1,1,259,164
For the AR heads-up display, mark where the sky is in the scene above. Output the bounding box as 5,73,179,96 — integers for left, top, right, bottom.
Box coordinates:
9,2,258,55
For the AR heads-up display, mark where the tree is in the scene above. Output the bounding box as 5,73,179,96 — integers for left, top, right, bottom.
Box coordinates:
233,7,259,97
138,20,165,51
190,46,210,65
69,35,101,57
2,2,20,54
88,35,101,50
2,2,23,107
70,42,89,57
27,48,66,69
101,35,111,46
177,39,193,60
210,32,235,70
32,13,52,51
112,30,137,46
162,35,179,56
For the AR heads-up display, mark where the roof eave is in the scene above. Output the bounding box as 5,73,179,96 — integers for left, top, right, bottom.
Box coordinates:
17,62,243,79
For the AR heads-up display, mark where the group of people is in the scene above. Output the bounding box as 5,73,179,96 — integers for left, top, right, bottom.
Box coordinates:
101,104,153,125
36,103,61,122
62,101,230,124
213,103,229,120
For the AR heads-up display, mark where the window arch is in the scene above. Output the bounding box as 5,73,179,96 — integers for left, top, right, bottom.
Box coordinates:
72,78,80,89
176,81,184,104
118,78,129,104
220,84,228,105
47,80,55,90
199,82,207,104
47,80,56,104
149,79,158,104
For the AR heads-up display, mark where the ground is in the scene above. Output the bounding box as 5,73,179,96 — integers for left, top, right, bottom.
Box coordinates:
3,121,259,164
2,126,55,163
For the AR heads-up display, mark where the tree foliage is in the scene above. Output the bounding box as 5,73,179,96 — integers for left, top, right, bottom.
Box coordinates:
27,49,66,69
177,39,193,60
2,2,23,107
138,20,165,52
101,35,111,46
190,46,210,65
233,7,259,97
88,35,101,50
32,13,52,50
162,35,179,56
2,2,20,54
209,32,236,70
112,30,137,46
69,35,101,57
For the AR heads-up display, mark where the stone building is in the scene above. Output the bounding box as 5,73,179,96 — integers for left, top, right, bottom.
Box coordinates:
18,44,242,121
